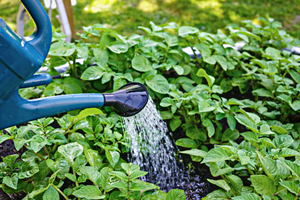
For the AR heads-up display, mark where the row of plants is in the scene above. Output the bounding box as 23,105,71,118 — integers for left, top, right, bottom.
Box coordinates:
1,15,300,199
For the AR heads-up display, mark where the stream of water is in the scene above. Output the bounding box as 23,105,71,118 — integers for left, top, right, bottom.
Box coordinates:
122,97,184,190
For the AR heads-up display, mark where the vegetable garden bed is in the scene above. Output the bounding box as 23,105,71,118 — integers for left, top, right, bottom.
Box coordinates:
2,15,300,200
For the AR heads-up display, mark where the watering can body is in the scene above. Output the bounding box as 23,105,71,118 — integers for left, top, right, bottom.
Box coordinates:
0,0,149,130
0,0,52,108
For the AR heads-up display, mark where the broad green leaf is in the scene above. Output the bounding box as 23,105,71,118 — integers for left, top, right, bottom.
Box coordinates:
81,166,101,185
226,174,243,195
279,181,299,195
290,100,300,111
265,47,281,59
180,149,207,157
65,173,77,182
289,69,300,84
178,26,198,37
280,148,300,157
232,193,261,200
227,113,236,130
164,33,178,47
207,179,230,191
107,41,128,54
237,150,250,165
186,125,207,141
73,186,105,199
202,148,233,163
57,142,84,166
235,115,258,133
19,159,39,179
81,66,105,80
256,151,278,181
77,108,104,120
195,43,211,59
241,131,258,142
93,48,109,66
252,88,273,98
213,55,227,71
132,55,153,72
0,135,12,144
109,171,128,180
105,150,120,167
73,155,87,172
170,118,181,131
173,65,184,75
196,69,214,87
175,138,198,148
202,189,230,200
239,109,260,124
84,149,102,170
160,97,174,107
273,135,294,149
250,175,276,197
46,158,70,179
222,129,239,142
3,174,18,190
270,125,287,134
130,170,148,180
63,77,82,94
3,154,19,168
30,135,47,153
283,160,300,177
145,74,169,94
43,185,59,200
210,162,234,177
166,189,186,200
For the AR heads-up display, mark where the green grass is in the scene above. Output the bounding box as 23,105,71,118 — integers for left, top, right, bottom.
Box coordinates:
1,0,300,37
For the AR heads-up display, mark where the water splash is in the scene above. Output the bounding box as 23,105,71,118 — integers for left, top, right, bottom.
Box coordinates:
122,98,184,190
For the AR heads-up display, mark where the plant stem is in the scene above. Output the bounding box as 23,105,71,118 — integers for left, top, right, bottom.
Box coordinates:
34,152,46,160
53,184,69,200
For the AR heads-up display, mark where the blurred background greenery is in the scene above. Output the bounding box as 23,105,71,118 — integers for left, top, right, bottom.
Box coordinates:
1,0,300,37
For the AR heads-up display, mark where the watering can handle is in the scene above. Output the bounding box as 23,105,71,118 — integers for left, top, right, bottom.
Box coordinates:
21,0,52,59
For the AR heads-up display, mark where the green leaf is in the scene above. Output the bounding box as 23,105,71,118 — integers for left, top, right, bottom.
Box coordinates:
19,159,39,179
81,66,105,80
175,138,198,148
0,135,12,144
3,174,18,190
202,148,233,163
226,113,236,130
279,181,299,195
205,119,215,138
3,154,19,168
237,150,250,165
105,150,120,167
81,166,101,185
109,171,128,180
210,162,234,177
30,135,47,153
256,151,278,181
93,48,109,66
202,189,230,200
43,185,59,200
160,97,174,107
196,69,215,87
226,174,243,195
195,43,211,59
241,131,258,142
284,160,300,177
164,33,178,47
178,26,198,37
145,74,169,94
180,149,207,157
84,149,102,170
265,47,281,59
73,154,87,172
57,142,84,166
130,170,148,180
222,129,239,142
173,65,184,75
238,31,261,41
77,108,104,120
252,88,273,98
232,193,261,200
63,77,82,94
290,100,300,111
73,186,105,199
207,179,230,191
186,125,207,141
65,173,77,182
132,55,153,72
235,115,258,133
166,189,186,200
170,118,181,131
212,55,227,71
250,175,276,197
107,41,128,54
273,135,294,149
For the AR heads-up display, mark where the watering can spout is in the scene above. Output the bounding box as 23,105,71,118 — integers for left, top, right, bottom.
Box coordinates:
103,82,149,117
0,83,149,130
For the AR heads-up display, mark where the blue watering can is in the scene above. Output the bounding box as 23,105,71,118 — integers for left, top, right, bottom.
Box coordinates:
0,0,148,130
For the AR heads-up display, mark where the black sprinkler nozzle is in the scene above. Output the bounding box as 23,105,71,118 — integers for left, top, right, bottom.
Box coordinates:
103,82,149,117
